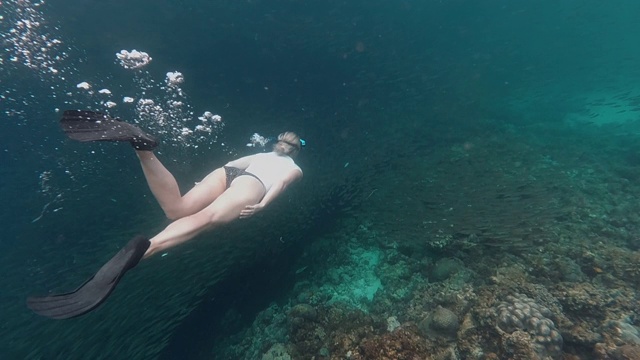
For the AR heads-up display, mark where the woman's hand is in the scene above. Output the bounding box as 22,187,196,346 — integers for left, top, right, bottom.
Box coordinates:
240,203,265,219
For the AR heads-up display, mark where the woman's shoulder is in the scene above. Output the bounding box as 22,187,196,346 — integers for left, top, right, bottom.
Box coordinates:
289,158,302,173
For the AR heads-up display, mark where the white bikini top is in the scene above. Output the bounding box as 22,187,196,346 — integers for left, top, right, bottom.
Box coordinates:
245,152,302,191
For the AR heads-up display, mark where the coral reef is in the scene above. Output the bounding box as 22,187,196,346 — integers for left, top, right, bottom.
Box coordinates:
350,326,429,360
495,294,563,359
210,124,640,360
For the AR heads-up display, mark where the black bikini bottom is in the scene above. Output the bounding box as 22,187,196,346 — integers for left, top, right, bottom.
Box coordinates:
223,166,265,190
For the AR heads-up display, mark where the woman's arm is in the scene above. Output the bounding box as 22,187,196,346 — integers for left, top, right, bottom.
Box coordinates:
239,169,302,218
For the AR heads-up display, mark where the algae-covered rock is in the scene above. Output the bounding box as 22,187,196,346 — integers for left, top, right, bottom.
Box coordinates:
262,343,292,360
419,305,459,338
431,257,465,282
289,303,318,321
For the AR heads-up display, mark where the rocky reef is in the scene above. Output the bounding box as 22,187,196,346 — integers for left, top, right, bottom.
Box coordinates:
212,124,640,360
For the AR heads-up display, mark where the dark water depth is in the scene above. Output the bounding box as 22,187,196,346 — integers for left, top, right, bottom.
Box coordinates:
2,0,640,359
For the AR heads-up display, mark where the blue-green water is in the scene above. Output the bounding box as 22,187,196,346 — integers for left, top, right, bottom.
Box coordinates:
2,1,640,359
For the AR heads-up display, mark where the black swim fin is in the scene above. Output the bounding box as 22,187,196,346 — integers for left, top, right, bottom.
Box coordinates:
60,110,158,150
26,235,151,320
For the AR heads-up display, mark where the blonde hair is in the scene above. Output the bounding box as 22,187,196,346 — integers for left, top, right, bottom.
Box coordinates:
273,131,301,157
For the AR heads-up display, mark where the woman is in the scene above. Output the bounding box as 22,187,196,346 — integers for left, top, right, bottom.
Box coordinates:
27,110,304,319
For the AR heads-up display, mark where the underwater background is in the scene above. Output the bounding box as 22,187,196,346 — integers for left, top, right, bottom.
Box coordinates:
2,0,640,359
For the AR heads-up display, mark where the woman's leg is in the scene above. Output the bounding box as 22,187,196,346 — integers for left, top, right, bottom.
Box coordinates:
144,177,265,257
136,150,227,219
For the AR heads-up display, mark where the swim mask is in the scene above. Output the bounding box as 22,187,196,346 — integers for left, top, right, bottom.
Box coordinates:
278,138,306,149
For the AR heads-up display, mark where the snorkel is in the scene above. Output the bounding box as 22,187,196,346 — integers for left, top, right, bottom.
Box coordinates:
247,133,306,150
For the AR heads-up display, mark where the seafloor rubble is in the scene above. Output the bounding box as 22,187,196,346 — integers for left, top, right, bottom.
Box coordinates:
213,123,640,360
